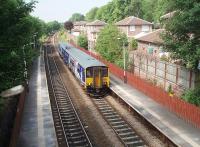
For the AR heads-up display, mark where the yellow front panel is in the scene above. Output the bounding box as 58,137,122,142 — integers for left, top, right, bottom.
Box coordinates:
85,78,93,88
103,77,109,87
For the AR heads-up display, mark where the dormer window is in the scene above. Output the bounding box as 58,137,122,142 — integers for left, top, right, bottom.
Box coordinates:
130,25,135,31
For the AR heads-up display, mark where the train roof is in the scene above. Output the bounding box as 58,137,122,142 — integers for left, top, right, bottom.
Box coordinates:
59,43,106,68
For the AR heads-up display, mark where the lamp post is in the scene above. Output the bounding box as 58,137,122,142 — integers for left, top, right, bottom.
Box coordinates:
33,32,38,49
117,38,127,83
22,44,28,88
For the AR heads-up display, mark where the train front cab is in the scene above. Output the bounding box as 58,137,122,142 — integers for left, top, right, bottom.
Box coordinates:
85,66,109,97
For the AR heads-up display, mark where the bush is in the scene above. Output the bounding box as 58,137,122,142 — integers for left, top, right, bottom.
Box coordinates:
77,34,88,50
181,87,200,107
130,38,138,51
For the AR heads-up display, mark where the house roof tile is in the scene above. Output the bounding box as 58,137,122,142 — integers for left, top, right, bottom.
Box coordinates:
136,29,164,44
86,20,107,26
116,16,152,26
74,21,87,26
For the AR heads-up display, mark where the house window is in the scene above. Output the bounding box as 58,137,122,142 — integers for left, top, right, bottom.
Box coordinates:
142,25,149,32
130,25,135,31
147,46,154,54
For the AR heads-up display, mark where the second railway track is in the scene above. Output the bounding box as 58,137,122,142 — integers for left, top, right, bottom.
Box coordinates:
93,98,146,147
45,44,92,147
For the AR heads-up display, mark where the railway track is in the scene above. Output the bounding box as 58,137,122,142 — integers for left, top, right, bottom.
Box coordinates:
45,45,92,147
93,98,146,147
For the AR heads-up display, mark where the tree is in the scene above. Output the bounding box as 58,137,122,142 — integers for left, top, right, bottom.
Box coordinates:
96,24,128,67
69,13,85,22
0,0,50,93
77,35,88,50
125,0,143,18
46,21,61,34
64,21,74,33
162,0,200,69
85,7,99,21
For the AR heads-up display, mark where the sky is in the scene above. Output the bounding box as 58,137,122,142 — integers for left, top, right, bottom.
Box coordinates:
26,0,111,22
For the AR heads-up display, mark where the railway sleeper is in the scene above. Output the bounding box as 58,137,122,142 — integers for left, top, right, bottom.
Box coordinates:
57,100,71,108
98,105,113,110
58,106,72,109
62,120,79,125
66,130,83,136
57,99,70,103
125,140,144,146
102,111,118,116
68,139,88,146
112,124,129,129
65,123,81,128
116,128,132,133
61,114,76,119
61,117,77,121
60,112,75,116
118,131,136,137
110,120,125,125
104,114,119,119
59,108,73,113
122,135,140,141
107,118,122,122
100,109,114,113
66,127,82,132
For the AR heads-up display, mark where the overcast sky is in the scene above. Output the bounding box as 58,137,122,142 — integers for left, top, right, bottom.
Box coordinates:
26,0,111,22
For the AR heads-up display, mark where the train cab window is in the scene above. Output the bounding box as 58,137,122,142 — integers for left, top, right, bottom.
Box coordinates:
86,68,93,78
101,67,108,77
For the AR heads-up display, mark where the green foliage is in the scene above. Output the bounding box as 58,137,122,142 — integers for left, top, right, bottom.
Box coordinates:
130,38,138,51
58,29,68,42
85,7,99,21
162,0,200,69
46,21,61,34
69,13,85,22
0,0,47,93
167,84,174,94
0,0,36,48
182,87,200,107
77,35,88,50
96,24,128,66
84,0,168,23
64,21,74,33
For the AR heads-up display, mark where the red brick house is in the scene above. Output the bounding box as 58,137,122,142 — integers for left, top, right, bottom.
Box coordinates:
136,29,165,57
86,20,107,52
116,16,153,39
72,21,87,36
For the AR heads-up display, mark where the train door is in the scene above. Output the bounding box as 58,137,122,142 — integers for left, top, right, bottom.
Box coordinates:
93,67,102,88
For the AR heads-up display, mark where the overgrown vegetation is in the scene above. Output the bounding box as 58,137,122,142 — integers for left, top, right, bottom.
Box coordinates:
0,0,62,113
77,35,88,50
58,28,69,42
71,0,169,23
95,25,128,68
182,87,200,107
162,0,200,69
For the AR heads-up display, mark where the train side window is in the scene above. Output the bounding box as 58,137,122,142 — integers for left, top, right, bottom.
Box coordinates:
86,68,92,78
101,67,108,77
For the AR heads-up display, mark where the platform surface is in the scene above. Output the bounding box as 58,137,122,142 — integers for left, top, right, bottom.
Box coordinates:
110,74,200,147
17,50,58,147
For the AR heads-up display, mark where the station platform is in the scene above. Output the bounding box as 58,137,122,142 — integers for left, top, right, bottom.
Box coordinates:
110,74,200,147
17,50,58,147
